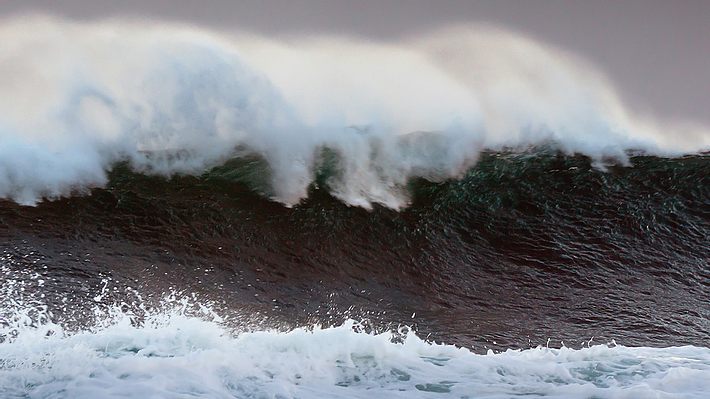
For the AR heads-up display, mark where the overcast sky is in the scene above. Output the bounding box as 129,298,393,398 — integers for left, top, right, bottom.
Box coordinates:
2,0,708,124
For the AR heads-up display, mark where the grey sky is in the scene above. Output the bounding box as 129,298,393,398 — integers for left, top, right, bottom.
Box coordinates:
2,0,708,124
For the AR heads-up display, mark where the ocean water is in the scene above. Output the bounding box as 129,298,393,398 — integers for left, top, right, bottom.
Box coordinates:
1,15,709,399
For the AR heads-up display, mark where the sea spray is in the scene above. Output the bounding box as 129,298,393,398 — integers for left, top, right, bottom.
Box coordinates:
0,16,708,208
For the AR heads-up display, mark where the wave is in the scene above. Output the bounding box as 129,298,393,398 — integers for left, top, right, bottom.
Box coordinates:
0,15,708,208
2,296,709,399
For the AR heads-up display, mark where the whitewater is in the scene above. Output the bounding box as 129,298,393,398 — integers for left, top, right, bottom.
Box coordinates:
2,295,709,399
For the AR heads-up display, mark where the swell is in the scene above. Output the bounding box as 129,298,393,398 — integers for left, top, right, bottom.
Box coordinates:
1,153,708,350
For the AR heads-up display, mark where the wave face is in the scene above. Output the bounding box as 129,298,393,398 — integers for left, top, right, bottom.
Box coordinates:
0,16,708,208
2,153,708,339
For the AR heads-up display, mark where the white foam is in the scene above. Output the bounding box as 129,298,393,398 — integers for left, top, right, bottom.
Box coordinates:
1,309,709,399
0,16,708,208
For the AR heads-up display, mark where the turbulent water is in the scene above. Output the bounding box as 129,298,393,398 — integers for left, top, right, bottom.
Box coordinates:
1,15,710,399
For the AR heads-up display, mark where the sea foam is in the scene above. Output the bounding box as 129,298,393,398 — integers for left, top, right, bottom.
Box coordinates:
0,16,708,208
1,305,709,399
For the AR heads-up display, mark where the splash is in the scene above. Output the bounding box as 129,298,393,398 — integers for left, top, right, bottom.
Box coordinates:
0,16,708,208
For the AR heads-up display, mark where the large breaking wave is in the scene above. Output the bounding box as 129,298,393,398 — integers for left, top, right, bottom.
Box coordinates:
1,15,708,208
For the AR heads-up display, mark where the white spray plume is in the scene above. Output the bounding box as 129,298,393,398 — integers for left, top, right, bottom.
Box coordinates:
0,16,707,208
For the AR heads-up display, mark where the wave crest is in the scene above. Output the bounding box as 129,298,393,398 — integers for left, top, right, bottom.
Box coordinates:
0,16,708,208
